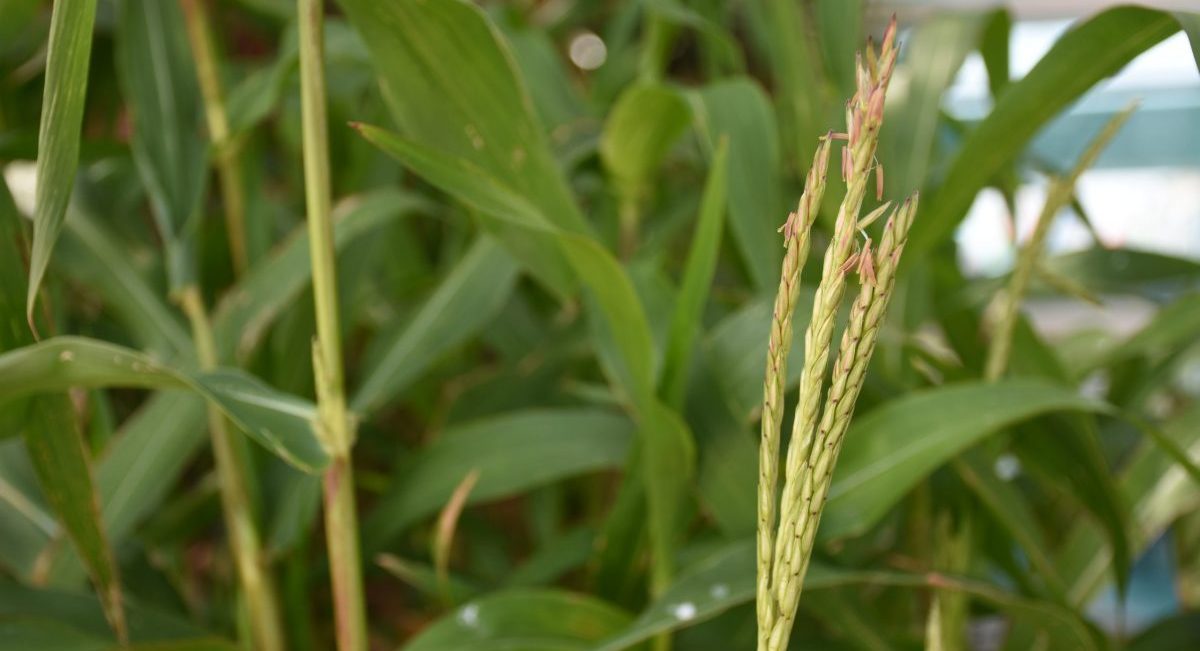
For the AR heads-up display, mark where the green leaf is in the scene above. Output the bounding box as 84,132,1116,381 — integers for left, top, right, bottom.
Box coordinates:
0,581,222,645
596,539,1099,650
355,118,691,599
0,337,328,472
600,84,691,200
1058,404,1200,605
1177,12,1200,73
351,236,519,415
820,379,1106,540
115,0,206,290
880,10,989,197
689,78,781,290
814,0,862,96
702,296,813,421
744,0,827,166
57,210,192,360
910,6,1187,255
26,0,98,322
214,188,428,363
1125,612,1200,651
363,409,634,551
402,589,635,651
3,181,125,640
336,0,586,296
660,138,727,408
21,395,126,641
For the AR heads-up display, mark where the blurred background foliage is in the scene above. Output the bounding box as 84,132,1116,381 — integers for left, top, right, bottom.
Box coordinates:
0,0,1199,649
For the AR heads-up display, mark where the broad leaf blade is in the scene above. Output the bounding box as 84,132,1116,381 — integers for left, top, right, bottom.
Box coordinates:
820,379,1106,540
336,0,585,296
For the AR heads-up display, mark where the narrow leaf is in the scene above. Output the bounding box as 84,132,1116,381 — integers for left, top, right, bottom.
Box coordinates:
660,138,728,408
27,0,98,323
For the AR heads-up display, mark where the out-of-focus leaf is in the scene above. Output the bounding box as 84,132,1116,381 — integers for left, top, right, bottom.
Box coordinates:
3,182,125,639
500,21,590,134
814,0,862,96
1043,247,1200,296
0,337,327,472
660,139,727,408
26,0,98,322
356,81,694,609
910,7,1189,255
56,208,192,360
1097,293,1200,368
954,453,1065,598
1177,13,1200,72
0,581,224,646
702,296,813,422
226,50,297,135
820,379,1106,540
881,11,988,197
214,188,427,363
0,181,32,436
351,236,519,415
336,0,586,296
402,589,635,651
1059,404,1200,606
689,79,781,290
744,0,827,166
595,539,1099,650
21,396,126,640
363,410,634,551
115,0,206,290
1125,612,1200,651
980,9,1012,98
600,84,691,200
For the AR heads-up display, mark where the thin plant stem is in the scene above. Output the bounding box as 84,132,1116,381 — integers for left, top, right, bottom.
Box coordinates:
983,104,1136,381
179,285,285,651
296,1,368,649
180,0,249,276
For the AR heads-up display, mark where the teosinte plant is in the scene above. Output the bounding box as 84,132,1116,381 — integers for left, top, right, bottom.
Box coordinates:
757,18,921,651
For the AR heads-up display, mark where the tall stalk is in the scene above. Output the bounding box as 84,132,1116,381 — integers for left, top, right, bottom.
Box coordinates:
296,1,368,649
983,104,1135,381
179,286,285,651
180,0,249,276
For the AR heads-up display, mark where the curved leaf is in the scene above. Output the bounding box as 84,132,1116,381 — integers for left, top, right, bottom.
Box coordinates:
336,0,586,296
600,84,691,199
363,409,634,551
404,589,635,651
910,6,1187,255
596,539,1098,650
820,379,1106,540
0,337,327,472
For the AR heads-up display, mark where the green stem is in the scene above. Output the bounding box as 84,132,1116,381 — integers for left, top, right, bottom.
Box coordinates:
983,104,1136,381
296,1,368,649
180,0,249,276
179,286,284,651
